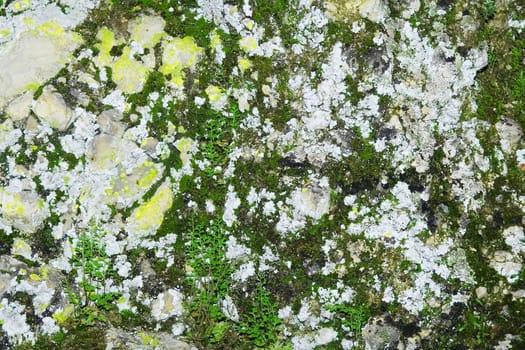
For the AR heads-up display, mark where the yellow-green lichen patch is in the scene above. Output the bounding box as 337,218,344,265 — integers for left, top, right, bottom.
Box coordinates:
324,0,389,23
210,30,221,48
112,47,150,93
138,332,159,347
239,36,258,53
11,238,32,259
0,188,48,233
160,36,203,86
205,85,223,102
52,306,74,325
175,137,195,166
94,27,120,68
10,0,31,13
238,57,252,72
127,181,173,232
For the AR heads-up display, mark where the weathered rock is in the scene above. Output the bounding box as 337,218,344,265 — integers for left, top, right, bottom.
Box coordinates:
290,177,331,220
490,250,522,283
161,36,203,86
33,87,74,131
11,238,32,260
151,288,184,321
5,91,33,121
496,118,523,154
126,180,173,235
86,134,163,208
97,109,126,137
0,256,27,296
0,27,81,108
0,188,48,233
325,0,389,23
362,314,401,350
112,47,150,94
128,15,166,49
0,119,22,152
105,327,196,350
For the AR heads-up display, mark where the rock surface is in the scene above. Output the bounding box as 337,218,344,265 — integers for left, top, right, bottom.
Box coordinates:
33,87,74,131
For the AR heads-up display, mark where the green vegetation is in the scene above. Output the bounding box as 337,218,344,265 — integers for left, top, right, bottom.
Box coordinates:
238,277,282,347
67,224,120,313
185,218,234,345
325,304,370,338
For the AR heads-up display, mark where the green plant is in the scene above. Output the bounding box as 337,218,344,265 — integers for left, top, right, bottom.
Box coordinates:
238,277,281,347
481,0,496,21
198,102,243,176
68,224,120,314
325,304,371,337
185,218,234,343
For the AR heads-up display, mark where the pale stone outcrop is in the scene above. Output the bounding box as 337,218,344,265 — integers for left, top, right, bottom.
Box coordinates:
86,134,164,208
0,23,81,108
128,15,166,49
0,188,48,233
325,0,389,23
33,87,73,131
5,91,33,121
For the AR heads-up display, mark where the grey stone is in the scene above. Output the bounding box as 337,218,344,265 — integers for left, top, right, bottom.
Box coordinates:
362,314,401,350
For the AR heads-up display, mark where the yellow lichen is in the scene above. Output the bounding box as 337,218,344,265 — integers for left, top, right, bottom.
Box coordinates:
128,182,173,231
205,85,223,102
12,0,30,12
12,238,31,256
112,47,150,93
138,332,159,347
160,36,203,86
210,30,221,48
36,20,65,37
238,58,252,72
95,27,118,68
175,137,194,166
129,16,165,48
4,198,25,216
29,273,41,281
137,166,159,189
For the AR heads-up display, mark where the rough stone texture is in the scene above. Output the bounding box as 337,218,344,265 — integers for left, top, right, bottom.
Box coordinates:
496,118,523,153
5,91,33,121
0,188,48,233
0,28,81,108
490,250,523,283
325,0,389,23
86,134,164,208
0,256,28,296
128,15,166,49
33,87,74,131
362,315,401,350
105,327,196,350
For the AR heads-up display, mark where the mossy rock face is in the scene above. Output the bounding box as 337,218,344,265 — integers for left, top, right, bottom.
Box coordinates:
2,0,525,349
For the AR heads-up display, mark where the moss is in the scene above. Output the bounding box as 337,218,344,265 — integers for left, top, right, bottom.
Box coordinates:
60,326,106,350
